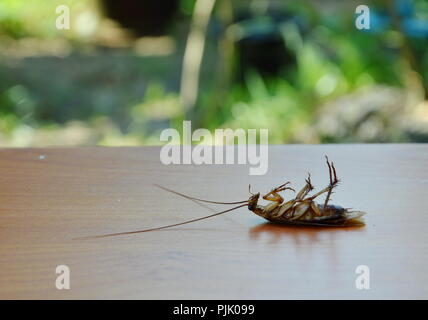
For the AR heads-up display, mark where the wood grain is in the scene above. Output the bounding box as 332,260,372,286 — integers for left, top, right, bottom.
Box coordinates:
0,144,427,299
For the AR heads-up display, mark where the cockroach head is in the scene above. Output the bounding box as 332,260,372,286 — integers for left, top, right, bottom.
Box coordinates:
248,192,260,211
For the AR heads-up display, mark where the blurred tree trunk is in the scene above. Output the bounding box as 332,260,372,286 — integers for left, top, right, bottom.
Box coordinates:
180,0,217,112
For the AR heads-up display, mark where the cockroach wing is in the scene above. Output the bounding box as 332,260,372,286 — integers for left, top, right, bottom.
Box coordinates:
343,211,366,220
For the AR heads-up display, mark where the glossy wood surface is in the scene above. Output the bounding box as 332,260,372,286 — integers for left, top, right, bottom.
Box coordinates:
0,145,427,299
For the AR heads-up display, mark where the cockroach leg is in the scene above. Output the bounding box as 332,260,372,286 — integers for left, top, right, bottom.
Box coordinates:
306,157,339,206
263,201,281,215
306,187,329,201
274,182,295,193
295,173,314,200
295,185,307,200
262,191,284,204
273,200,295,218
260,183,293,216
323,156,339,208
310,200,322,216
290,201,310,220
305,173,314,190
262,182,294,204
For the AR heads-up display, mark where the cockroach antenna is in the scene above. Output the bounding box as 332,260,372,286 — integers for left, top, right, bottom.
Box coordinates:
74,203,247,240
154,184,249,205
74,184,249,239
249,184,254,195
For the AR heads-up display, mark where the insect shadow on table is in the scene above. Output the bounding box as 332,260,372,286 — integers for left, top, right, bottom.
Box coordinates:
249,221,366,246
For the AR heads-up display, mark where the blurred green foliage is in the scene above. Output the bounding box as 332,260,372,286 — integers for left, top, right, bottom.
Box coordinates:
0,0,88,38
0,0,427,146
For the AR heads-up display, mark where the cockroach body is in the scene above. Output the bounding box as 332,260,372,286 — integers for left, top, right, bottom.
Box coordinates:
77,156,365,240
249,196,364,227
246,157,365,227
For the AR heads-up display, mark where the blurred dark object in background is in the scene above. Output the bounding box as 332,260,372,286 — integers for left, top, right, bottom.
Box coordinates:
101,0,180,36
232,8,299,81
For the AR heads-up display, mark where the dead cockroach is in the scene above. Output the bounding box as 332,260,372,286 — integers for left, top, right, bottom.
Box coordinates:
77,156,365,239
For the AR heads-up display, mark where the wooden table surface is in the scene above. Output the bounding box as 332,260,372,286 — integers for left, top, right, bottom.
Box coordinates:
1,144,427,299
